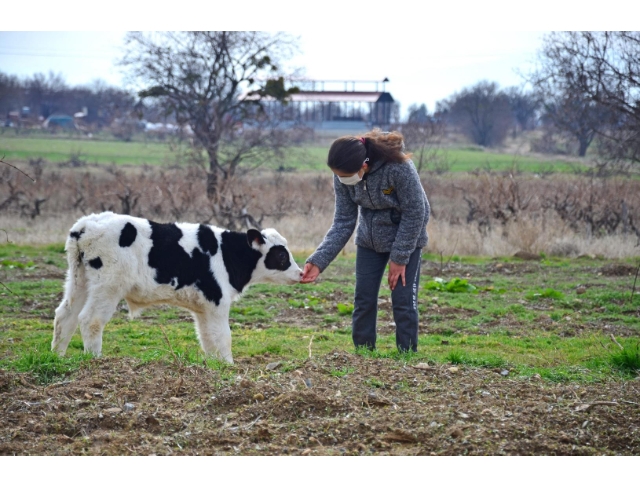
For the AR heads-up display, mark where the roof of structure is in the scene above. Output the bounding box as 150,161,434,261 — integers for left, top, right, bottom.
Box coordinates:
288,91,394,103
247,91,395,103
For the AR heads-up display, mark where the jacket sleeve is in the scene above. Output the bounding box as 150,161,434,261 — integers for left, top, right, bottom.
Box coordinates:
390,161,429,265
306,175,358,272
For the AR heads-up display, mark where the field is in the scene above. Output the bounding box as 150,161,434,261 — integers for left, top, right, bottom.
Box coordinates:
1,132,639,456
0,132,586,173
1,244,639,455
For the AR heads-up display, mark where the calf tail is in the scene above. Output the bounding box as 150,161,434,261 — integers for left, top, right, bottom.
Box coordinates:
52,225,88,354
64,230,87,307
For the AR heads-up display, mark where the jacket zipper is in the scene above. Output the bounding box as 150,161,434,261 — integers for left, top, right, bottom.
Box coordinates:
363,177,376,251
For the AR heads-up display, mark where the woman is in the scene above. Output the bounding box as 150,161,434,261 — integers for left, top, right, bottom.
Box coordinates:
301,129,430,353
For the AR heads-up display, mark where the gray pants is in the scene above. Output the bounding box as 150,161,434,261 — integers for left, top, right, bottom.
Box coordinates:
352,246,422,352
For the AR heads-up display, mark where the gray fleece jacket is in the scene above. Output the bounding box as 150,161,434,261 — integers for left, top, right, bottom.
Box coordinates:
307,158,430,272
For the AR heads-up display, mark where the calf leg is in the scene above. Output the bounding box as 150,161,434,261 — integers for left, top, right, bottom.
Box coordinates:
52,283,88,356
77,293,121,356
193,307,233,364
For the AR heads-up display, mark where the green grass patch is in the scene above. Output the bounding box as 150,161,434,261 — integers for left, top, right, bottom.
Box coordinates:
1,134,590,173
445,349,507,368
435,148,585,174
0,134,174,166
610,344,640,373
336,303,354,316
11,349,92,384
0,259,36,269
425,277,478,293
525,288,566,300
1,244,639,384
328,366,355,378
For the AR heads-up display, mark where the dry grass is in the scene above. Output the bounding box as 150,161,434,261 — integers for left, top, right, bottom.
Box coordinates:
1,161,638,258
426,217,639,258
0,214,81,246
3,212,638,259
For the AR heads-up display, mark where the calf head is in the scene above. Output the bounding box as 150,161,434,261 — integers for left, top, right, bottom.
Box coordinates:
248,228,302,284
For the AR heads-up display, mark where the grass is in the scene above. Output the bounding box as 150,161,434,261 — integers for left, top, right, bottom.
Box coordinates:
417,147,583,174
525,288,566,300
1,133,587,173
1,243,639,384
328,366,355,378
11,350,92,384
0,134,173,166
610,344,640,373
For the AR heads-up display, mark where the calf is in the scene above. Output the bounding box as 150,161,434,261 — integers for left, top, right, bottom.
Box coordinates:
52,212,302,363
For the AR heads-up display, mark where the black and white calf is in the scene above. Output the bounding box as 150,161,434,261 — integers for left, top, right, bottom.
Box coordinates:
52,211,302,363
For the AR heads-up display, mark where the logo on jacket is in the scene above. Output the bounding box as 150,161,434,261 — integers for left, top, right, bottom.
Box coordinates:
382,186,395,195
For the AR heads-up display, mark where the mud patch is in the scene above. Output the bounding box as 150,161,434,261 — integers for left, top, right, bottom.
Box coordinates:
485,262,539,274
599,263,637,277
1,354,639,456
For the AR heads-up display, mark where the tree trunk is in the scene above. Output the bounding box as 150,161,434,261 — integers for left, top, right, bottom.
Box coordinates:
578,137,589,157
206,170,218,201
207,148,220,201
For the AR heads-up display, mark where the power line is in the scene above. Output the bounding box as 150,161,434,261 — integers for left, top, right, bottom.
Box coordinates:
0,50,116,60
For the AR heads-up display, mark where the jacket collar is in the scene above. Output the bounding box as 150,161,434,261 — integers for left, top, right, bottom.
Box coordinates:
364,159,386,177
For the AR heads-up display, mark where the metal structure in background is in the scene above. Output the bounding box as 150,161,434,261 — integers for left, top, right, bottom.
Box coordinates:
259,79,396,134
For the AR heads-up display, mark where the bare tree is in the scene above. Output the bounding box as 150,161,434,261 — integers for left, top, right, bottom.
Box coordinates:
23,72,72,120
546,31,640,163
119,31,300,201
1,69,137,133
526,31,633,158
438,81,513,147
402,104,446,173
504,86,540,136
406,103,429,124
542,94,608,157
0,73,23,120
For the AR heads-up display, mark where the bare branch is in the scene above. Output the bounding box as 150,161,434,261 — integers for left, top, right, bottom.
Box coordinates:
119,31,300,200
0,155,36,183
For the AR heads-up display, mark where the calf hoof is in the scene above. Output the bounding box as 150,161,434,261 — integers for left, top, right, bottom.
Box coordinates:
83,347,103,358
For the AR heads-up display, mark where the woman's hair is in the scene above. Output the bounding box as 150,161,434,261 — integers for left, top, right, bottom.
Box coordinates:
327,128,412,173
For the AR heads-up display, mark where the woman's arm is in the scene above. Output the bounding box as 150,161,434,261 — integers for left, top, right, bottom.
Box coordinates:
390,161,428,265
305,175,358,272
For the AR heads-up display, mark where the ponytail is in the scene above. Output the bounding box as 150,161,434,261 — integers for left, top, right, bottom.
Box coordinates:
360,128,411,165
327,127,411,173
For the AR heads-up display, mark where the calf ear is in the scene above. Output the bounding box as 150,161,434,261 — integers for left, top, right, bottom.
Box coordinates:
247,229,266,248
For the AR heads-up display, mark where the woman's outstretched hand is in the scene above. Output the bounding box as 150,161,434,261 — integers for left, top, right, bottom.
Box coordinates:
388,261,406,291
300,262,320,284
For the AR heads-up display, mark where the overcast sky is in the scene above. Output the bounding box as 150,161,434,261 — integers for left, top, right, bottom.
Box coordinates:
0,2,631,119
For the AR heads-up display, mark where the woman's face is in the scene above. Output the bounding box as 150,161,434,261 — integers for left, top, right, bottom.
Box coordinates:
331,160,369,185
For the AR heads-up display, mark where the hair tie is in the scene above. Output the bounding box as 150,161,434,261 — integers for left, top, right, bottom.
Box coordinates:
360,137,366,145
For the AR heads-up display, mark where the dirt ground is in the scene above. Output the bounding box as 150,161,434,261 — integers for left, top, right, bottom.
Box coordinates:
1,351,639,456
2,251,639,456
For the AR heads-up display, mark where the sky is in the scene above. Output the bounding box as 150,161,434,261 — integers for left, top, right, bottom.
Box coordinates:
0,1,633,120
0,30,544,118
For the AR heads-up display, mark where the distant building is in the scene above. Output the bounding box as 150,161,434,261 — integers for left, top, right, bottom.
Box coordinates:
43,114,77,130
258,79,398,135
